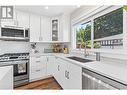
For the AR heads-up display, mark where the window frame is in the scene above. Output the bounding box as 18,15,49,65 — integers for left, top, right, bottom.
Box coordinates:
72,6,125,52
75,21,92,50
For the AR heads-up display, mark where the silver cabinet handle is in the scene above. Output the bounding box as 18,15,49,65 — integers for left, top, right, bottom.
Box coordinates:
36,56,41,58
67,71,69,79
39,37,41,41
65,70,67,78
47,57,49,62
65,70,69,79
36,61,41,63
36,69,41,72
39,37,43,41
65,71,66,78
58,65,60,71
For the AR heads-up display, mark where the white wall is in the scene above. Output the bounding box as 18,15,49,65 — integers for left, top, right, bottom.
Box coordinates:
71,6,98,21
0,41,30,55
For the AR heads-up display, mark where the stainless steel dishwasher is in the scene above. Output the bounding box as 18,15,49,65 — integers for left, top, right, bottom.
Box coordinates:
82,68,127,90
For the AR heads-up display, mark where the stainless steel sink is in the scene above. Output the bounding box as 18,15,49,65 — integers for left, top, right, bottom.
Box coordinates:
67,56,93,63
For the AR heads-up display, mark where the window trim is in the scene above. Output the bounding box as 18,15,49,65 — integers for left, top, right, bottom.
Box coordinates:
75,21,92,50
71,6,126,52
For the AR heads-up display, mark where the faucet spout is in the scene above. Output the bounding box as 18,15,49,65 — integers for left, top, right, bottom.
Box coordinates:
84,43,89,57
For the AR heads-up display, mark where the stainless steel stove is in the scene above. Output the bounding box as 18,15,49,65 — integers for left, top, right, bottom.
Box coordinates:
0,53,29,87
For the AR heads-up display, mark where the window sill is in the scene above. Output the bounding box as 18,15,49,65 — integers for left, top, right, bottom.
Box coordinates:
71,48,127,60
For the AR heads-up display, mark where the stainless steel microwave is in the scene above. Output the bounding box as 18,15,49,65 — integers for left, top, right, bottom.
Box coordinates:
0,26,29,41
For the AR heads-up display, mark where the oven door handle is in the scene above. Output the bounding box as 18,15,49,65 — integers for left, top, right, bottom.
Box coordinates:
12,60,29,64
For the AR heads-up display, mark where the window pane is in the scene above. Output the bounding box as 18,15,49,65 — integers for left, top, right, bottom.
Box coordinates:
76,21,91,49
94,8,123,49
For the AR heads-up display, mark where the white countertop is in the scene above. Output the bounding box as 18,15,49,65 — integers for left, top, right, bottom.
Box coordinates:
30,53,127,85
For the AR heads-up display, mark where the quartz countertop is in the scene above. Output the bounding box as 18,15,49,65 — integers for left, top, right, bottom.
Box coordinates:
30,53,127,85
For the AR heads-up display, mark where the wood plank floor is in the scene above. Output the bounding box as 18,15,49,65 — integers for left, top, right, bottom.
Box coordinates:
15,77,62,90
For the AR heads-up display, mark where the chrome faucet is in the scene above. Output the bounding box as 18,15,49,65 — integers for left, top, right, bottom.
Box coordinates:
95,52,100,61
84,43,89,57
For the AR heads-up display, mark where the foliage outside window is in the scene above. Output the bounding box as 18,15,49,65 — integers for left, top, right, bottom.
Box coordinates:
94,8,123,49
76,21,91,49
74,7,123,50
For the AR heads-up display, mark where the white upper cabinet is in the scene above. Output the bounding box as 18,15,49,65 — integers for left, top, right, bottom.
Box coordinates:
60,13,71,42
16,10,30,28
41,16,51,42
30,15,51,42
51,17,60,41
51,14,71,42
30,14,41,42
0,9,71,43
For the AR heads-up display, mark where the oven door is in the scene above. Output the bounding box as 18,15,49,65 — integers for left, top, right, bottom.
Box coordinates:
14,63,27,76
13,60,29,81
13,60,29,87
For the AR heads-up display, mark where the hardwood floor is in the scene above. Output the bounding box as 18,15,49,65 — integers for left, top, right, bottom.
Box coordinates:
15,77,62,90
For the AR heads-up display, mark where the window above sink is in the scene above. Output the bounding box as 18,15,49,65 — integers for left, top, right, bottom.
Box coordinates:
71,6,126,53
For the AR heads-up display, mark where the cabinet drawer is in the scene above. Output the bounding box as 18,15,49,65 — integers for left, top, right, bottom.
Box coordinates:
30,67,46,80
30,60,42,67
31,67,42,73
30,56,47,67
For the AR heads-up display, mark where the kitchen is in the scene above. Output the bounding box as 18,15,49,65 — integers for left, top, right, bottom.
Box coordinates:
0,5,127,91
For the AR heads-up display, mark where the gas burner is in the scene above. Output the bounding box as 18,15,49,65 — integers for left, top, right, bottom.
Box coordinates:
0,53,29,62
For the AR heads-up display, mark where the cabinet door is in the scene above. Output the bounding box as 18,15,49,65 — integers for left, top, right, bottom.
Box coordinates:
53,57,59,79
60,13,70,42
0,66,13,89
51,17,60,41
62,60,82,89
16,10,29,28
40,56,47,68
46,56,55,76
41,16,51,42
54,58,64,87
30,14,41,42
67,63,82,89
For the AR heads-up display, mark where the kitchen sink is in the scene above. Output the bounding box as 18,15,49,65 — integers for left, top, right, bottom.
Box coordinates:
67,56,93,63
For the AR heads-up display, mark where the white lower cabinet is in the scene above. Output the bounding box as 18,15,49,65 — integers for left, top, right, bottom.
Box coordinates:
30,56,47,81
30,55,82,89
46,56,55,76
0,66,13,89
54,58,82,89
54,57,64,87
64,61,82,89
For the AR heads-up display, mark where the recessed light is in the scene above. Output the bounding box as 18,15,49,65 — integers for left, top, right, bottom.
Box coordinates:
44,6,49,9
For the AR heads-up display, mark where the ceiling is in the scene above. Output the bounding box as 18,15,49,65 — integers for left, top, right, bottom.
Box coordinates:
15,6,78,16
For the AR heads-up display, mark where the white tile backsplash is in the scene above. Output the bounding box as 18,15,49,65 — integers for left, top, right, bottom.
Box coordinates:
0,41,30,54
30,43,52,53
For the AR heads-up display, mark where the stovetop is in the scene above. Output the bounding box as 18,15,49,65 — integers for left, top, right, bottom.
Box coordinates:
0,53,29,62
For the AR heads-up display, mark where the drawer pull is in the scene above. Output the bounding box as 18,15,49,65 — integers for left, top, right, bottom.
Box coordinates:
36,56,41,58
36,61,41,63
36,69,41,72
